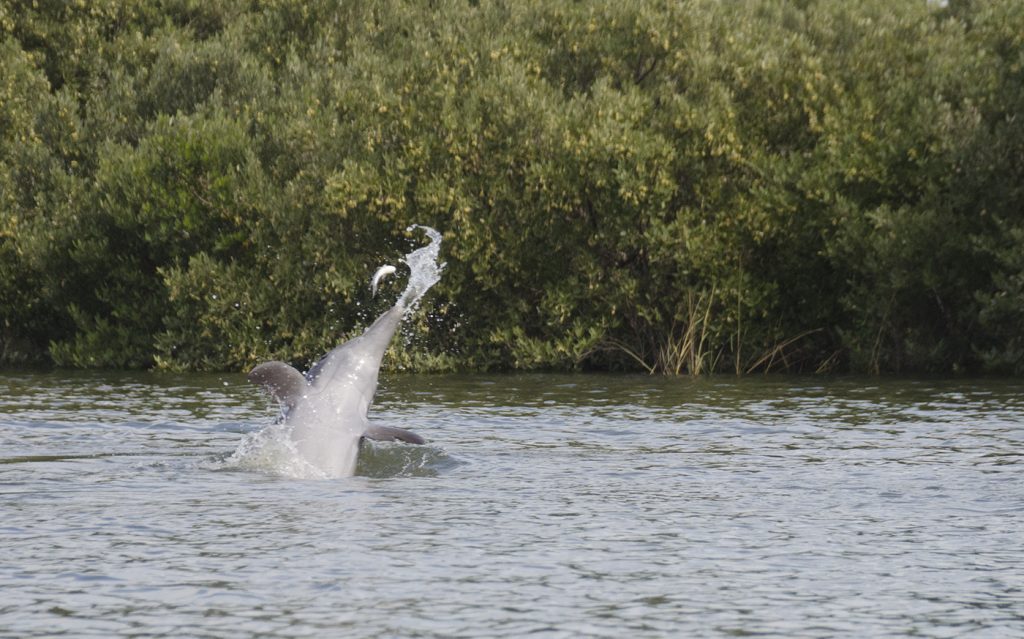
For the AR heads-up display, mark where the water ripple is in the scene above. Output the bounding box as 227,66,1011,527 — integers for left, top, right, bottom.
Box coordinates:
1,372,1022,637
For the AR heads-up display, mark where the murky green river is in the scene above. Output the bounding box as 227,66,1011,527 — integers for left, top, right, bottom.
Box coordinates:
1,372,1021,637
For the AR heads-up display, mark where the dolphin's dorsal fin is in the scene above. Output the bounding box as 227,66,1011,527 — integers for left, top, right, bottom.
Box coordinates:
364,424,426,445
247,361,307,407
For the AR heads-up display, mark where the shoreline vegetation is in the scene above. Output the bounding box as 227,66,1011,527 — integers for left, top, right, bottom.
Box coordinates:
1,0,1022,375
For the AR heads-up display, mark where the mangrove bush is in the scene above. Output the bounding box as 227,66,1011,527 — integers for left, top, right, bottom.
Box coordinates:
1,0,1022,374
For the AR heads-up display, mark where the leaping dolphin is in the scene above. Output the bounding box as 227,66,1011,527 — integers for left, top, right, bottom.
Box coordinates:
246,226,443,478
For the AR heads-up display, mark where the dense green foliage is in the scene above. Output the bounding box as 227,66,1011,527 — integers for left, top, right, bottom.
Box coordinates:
1,0,1022,374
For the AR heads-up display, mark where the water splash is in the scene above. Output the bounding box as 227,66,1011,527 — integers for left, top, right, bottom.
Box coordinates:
399,225,444,312
219,430,455,479
223,422,332,479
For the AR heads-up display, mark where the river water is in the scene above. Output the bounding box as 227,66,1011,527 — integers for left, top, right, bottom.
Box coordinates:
1,371,1021,637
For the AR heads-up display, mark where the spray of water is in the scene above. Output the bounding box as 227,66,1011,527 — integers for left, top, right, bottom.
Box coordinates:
398,225,444,312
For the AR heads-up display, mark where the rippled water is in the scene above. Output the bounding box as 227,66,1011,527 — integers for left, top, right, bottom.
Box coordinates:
1,372,1022,637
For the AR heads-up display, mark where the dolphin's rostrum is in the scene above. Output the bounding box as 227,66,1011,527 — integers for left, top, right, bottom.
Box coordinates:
246,226,443,478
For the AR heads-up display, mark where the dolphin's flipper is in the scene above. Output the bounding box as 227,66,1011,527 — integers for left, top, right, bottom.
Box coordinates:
248,361,307,407
364,424,426,445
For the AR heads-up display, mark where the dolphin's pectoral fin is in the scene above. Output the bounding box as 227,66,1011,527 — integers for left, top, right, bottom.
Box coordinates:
364,424,426,445
247,361,307,406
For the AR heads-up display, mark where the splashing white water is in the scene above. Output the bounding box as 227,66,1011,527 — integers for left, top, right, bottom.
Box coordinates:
225,422,333,480
399,225,444,312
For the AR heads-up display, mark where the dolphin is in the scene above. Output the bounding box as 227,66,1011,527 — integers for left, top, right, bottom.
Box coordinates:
246,226,443,478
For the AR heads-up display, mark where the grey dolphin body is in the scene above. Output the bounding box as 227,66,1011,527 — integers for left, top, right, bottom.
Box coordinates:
247,227,442,478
